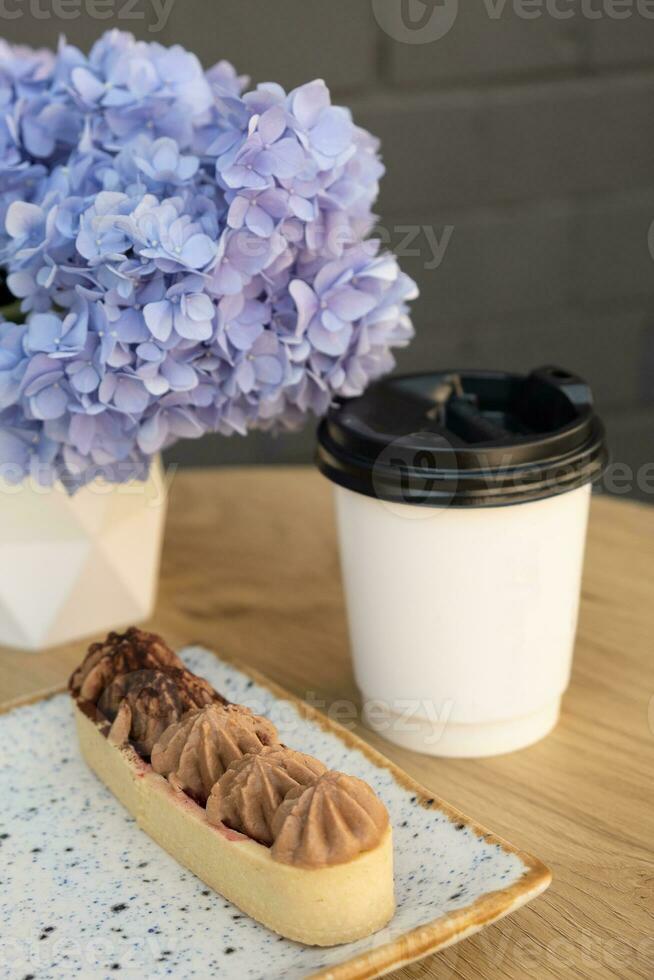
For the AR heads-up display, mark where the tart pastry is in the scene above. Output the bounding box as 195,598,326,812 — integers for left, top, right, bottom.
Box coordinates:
70,628,395,946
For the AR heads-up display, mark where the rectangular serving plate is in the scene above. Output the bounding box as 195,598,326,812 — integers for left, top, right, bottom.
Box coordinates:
0,647,551,980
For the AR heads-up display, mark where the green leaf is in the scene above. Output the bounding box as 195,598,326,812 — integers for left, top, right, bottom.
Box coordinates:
0,300,25,325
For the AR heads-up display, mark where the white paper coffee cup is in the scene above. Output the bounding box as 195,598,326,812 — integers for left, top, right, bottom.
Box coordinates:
317,368,607,757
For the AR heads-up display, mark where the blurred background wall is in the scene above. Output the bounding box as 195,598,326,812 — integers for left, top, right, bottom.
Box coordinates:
2,0,654,499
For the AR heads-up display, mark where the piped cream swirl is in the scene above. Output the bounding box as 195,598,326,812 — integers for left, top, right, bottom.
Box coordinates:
69,627,185,704
151,704,280,804
270,770,389,868
206,746,326,845
104,668,220,756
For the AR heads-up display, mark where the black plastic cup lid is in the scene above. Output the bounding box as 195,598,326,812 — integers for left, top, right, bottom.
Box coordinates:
316,367,608,508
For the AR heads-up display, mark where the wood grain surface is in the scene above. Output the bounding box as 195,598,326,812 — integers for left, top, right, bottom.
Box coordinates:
1,466,652,979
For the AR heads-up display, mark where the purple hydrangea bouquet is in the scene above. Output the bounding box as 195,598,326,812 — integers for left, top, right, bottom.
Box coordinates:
0,30,417,650
0,30,417,492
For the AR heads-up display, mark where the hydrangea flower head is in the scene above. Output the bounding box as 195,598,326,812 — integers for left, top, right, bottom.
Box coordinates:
0,31,417,491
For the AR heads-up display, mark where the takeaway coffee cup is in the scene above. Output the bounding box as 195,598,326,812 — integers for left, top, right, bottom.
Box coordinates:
317,367,608,757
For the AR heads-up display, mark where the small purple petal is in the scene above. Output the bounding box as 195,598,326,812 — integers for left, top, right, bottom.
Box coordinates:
254,354,283,385
227,196,249,230
257,138,304,178
161,358,197,391
292,80,330,129
311,107,352,157
257,105,287,144
138,413,169,454
246,205,274,238
184,293,214,321
289,280,318,335
71,66,105,102
136,342,163,362
6,201,43,239
226,320,263,351
70,365,99,393
113,378,149,414
329,287,378,321
33,385,68,420
181,234,217,269
309,321,353,355
144,301,174,342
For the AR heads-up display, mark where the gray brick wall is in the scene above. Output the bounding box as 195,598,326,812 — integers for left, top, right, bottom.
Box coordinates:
2,1,653,501
384,5,579,85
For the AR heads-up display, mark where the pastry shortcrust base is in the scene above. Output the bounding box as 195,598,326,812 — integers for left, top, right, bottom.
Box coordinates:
74,705,395,946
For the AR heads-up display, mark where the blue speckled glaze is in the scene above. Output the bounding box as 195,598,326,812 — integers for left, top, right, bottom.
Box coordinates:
0,648,528,980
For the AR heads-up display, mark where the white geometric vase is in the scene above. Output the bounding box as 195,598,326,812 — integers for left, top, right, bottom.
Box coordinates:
0,456,167,651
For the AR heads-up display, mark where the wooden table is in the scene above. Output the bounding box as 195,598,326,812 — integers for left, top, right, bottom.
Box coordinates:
1,467,652,979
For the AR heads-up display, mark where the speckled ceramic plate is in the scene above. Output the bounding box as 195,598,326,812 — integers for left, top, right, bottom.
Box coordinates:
0,647,550,980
